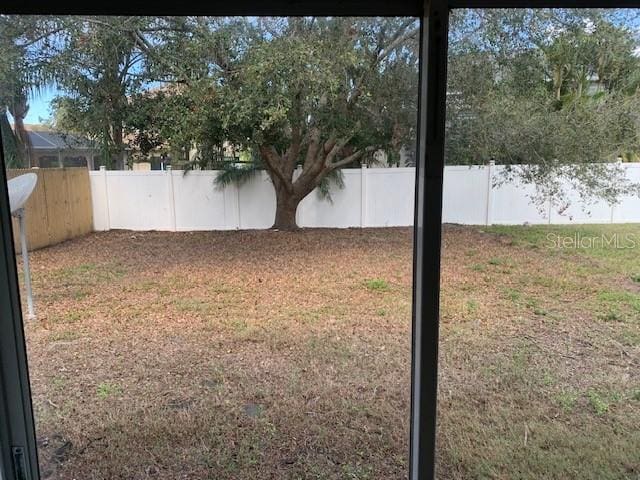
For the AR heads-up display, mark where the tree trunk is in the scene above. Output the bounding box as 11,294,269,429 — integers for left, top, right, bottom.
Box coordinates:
111,124,125,170
0,110,20,168
13,117,32,167
273,190,301,230
9,94,32,168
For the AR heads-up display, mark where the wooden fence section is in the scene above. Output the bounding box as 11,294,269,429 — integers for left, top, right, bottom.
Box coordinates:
8,168,93,253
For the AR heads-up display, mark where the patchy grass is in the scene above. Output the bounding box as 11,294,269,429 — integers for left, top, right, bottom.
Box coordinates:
21,225,640,479
96,382,122,400
364,278,390,291
555,389,579,412
439,224,639,479
587,390,611,416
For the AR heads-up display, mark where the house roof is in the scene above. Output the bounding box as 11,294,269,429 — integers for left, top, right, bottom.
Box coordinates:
21,125,95,151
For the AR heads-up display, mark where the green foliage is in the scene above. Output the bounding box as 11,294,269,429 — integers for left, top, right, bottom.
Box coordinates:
364,278,389,291
503,288,521,302
152,17,419,224
50,17,152,169
465,299,479,315
213,162,261,188
587,390,610,415
316,169,345,203
447,9,640,207
0,16,61,167
555,389,579,412
96,382,122,399
125,89,201,164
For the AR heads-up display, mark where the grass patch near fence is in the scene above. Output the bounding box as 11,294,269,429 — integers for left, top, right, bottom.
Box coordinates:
22,225,640,479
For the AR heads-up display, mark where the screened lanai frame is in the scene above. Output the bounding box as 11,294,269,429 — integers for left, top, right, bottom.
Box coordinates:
0,0,638,479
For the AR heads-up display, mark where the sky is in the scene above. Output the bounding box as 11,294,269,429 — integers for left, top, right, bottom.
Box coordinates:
25,88,57,124
21,10,640,126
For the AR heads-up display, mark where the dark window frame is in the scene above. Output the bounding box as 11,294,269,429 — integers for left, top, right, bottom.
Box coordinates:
0,1,636,479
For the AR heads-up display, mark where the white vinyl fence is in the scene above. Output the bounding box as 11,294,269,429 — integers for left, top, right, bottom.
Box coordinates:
89,163,640,231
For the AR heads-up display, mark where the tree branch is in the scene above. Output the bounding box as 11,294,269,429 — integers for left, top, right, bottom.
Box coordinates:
375,23,419,65
17,26,66,48
259,144,293,193
129,29,193,85
327,150,365,170
348,21,419,106
324,136,352,165
303,128,322,170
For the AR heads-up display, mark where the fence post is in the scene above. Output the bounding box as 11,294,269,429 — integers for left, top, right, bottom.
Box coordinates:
485,161,494,226
361,164,367,228
610,202,616,224
100,166,110,231
236,177,242,229
611,158,623,224
166,166,177,231
295,167,303,227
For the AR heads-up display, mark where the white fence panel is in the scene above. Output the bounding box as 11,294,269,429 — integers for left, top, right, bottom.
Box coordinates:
366,168,415,227
89,171,109,231
172,171,233,230
549,188,612,224
613,165,640,223
442,166,488,225
491,167,550,225
299,170,362,228
103,171,173,231
89,164,640,232
237,172,276,229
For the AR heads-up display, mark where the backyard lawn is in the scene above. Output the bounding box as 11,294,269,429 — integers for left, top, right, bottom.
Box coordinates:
20,225,640,479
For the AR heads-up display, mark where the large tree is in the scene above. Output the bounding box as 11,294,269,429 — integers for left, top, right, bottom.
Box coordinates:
167,17,420,230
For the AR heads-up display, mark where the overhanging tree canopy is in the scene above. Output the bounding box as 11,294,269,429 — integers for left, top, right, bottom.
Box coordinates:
446,9,640,208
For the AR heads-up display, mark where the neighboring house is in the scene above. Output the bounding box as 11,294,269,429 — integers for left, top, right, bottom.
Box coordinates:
22,125,100,169
125,84,191,170
585,73,606,96
372,146,416,168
